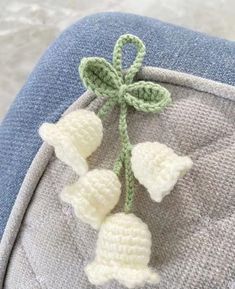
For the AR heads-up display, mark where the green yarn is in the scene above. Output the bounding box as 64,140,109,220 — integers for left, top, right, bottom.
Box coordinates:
79,34,172,213
112,34,146,84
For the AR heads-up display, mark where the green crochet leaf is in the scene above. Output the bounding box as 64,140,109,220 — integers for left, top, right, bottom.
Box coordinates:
78,34,173,213
124,81,172,112
79,57,122,98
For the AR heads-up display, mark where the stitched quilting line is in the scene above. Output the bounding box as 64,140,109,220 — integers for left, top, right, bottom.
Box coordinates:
24,158,89,261
30,159,92,259
4,104,235,283
23,131,235,259
156,97,235,156
154,113,234,157
44,145,94,259
59,204,89,260
1,66,235,287
15,100,235,265
188,131,235,156
54,112,233,272
19,204,86,288
193,132,235,156
0,95,97,288
56,184,88,260
18,243,46,289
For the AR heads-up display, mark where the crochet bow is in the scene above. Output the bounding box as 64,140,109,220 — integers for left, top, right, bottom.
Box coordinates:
79,34,172,212
79,34,171,118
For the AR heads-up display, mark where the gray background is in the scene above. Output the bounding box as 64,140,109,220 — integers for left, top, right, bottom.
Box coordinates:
0,0,235,118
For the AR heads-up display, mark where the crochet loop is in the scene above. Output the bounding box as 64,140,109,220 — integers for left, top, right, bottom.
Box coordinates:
79,35,171,117
79,34,172,213
112,33,146,84
118,84,128,104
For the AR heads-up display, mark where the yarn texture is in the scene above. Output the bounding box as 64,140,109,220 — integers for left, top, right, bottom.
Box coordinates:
60,169,121,229
131,142,193,202
85,213,160,288
79,34,172,212
38,34,192,288
39,110,103,176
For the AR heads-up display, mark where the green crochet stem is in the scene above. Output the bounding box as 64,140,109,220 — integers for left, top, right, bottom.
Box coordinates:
79,34,172,213
118,102,135,212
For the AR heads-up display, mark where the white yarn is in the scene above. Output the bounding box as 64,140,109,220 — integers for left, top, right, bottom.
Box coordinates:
85,212,160,288
131,142,193,202
39,109,103,176
60,169,121,229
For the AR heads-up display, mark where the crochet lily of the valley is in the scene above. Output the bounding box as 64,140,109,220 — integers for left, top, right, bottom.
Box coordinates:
39,34,193,288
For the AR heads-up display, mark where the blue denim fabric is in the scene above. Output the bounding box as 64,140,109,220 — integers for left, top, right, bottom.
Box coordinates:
1,12,235,238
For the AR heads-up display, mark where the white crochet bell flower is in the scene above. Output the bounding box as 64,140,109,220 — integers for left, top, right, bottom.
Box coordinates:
60,169,121,229
85,212,160,288
39,109,103,176
131,142,193,202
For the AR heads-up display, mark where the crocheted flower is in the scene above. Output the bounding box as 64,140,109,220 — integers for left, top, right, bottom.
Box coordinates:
131,142,193,202
39,110,103,176
60,169,121,229
85,212,160,288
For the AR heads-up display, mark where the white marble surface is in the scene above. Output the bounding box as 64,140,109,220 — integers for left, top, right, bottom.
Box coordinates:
0,0,234,118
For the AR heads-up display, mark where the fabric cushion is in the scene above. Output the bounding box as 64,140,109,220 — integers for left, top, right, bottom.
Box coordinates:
2,12,235,239
1,67,235,289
